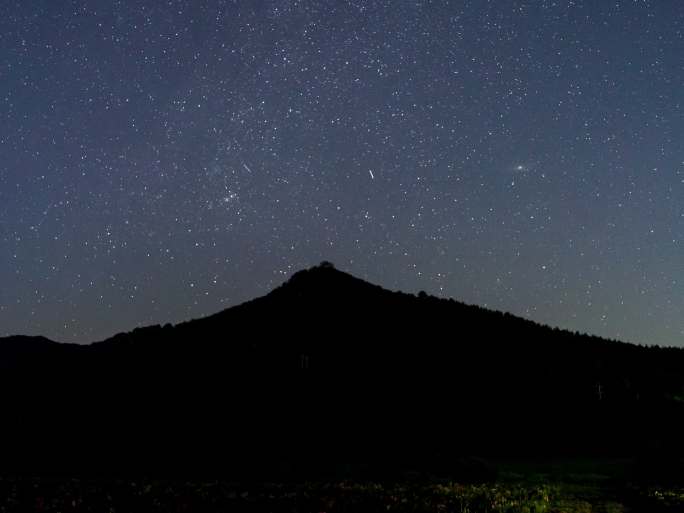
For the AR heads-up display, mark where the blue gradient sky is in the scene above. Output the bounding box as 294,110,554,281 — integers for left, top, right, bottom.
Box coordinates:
2,1,684,346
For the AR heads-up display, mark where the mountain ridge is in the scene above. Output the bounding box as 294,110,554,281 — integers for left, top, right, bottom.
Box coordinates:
1,262,660,351
1,262,684,477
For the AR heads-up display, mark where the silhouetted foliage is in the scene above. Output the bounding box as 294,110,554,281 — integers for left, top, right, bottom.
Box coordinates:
1,262,684,478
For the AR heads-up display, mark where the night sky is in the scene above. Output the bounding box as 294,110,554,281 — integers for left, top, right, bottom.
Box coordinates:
2,1,684,346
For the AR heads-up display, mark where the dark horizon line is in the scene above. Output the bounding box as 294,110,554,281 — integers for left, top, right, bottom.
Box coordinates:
2,261,681,351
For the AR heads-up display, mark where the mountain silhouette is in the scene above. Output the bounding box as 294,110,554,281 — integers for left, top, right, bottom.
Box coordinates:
2,261,684,478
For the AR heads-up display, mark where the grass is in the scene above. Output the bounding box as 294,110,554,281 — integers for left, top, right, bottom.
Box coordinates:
1,459,683,512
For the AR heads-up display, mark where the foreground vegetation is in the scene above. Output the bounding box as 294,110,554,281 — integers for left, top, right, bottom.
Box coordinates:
1,471,682,513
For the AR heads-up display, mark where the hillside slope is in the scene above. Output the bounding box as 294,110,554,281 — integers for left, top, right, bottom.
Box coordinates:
1,262,683,476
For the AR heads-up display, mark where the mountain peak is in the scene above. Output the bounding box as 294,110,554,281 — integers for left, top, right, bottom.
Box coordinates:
3,262,684,476
273,261,384,301
287,260,340,281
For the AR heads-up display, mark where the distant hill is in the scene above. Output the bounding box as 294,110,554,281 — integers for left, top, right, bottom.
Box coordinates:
2,261,684,477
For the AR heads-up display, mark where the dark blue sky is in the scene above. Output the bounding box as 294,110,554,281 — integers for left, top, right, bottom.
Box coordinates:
2,1,684,346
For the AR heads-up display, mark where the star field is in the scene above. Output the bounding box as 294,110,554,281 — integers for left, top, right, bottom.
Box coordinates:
2,1,684,346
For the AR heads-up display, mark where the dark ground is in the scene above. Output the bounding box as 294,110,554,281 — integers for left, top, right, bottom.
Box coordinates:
1,458,683,513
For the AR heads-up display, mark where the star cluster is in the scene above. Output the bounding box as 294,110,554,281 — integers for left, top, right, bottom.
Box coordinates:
2,1,684,345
